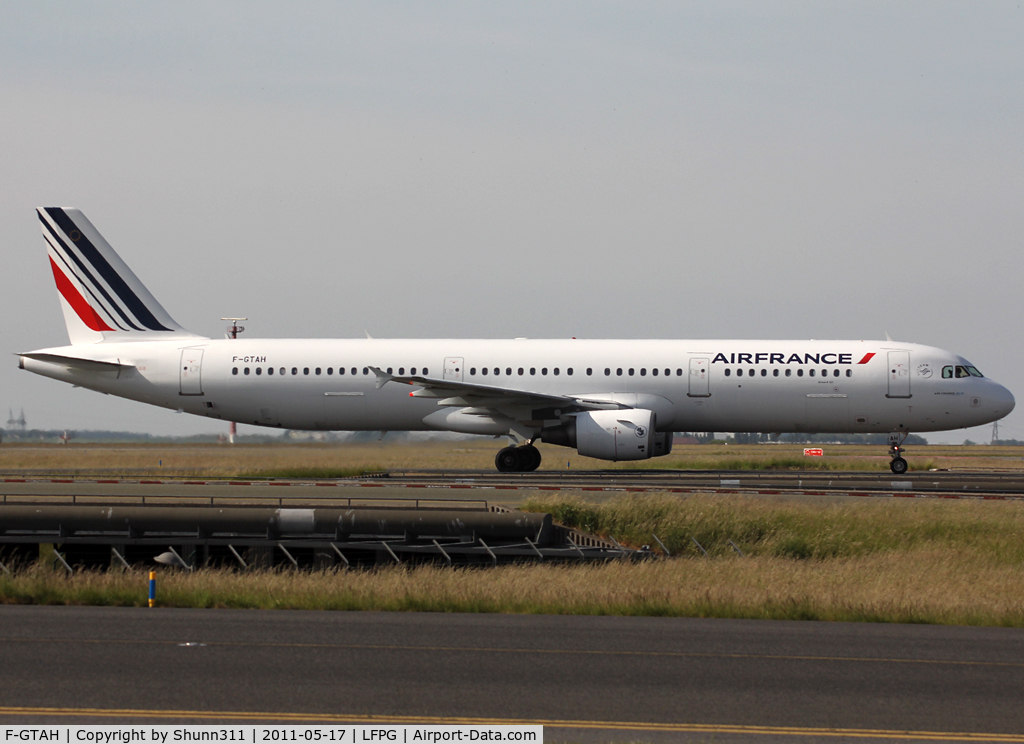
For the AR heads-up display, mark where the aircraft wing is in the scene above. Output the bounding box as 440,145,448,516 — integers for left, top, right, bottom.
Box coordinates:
367,366,628,412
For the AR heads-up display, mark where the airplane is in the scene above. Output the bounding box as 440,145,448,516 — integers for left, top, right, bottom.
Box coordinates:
19,208,1015,475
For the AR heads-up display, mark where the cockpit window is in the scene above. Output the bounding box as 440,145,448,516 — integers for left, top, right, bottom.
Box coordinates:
966,366,984,378
955,366,971,378
942,366,953,379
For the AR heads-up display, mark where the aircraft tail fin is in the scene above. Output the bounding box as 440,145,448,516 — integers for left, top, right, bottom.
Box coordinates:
37,208,203,345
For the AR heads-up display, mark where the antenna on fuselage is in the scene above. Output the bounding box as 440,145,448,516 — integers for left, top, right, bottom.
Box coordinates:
221,318,247,444
223,318,247,340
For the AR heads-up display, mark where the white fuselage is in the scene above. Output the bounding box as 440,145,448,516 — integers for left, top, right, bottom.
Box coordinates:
20,337,1015,436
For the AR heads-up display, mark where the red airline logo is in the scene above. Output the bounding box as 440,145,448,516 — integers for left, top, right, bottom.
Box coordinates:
49,257,114,332
857,353,875,364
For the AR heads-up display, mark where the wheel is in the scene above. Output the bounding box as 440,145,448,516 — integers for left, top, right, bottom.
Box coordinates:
519,445,542,472
890,457,908,475
495,446,521,473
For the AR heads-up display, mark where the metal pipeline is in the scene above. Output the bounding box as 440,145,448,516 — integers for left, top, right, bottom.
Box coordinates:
0,505,552,541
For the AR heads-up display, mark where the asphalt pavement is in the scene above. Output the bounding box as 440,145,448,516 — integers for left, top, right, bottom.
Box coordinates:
1,606,1023,742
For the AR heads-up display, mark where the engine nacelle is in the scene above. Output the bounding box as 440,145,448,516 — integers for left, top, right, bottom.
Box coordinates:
650,430,673,458
543,409,659,461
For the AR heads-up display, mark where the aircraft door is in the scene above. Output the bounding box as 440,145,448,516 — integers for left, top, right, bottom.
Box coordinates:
688,357,710,397
179,349,204,396
443,357,464,382
887,351,911,398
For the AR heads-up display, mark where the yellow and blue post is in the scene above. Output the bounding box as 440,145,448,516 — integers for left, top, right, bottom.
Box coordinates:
148,570,156,608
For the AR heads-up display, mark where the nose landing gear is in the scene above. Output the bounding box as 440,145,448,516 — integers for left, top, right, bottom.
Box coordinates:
888,431,909,475
495,444,542,473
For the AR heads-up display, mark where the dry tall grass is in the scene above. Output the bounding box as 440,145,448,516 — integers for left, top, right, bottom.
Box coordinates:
2,494,1023,625
2,551,1023,625
522,492,1024,559
3,444,1023,625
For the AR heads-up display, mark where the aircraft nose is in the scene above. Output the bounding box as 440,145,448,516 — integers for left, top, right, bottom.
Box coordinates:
992,382,1016,419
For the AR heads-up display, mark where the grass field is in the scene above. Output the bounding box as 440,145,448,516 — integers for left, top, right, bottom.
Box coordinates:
1,440,1023,476
522,492,1024,559
2,548,1022,625
2,490,1024,626
2,441,1024,625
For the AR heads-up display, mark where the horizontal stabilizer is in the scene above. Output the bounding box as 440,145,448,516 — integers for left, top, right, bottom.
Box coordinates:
18,352,130,373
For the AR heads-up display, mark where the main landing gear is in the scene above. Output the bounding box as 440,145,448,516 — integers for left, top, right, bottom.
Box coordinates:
495,444,542,473
888,431,909,475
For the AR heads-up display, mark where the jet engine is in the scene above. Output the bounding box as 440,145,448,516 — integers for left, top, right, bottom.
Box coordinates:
541,409,672,461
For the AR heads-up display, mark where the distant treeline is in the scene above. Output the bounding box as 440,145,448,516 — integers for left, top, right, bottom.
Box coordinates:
10,429,1014,447
684,433,933,446
0,429,284,444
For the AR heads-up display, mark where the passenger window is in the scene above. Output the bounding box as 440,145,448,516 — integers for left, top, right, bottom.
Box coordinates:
616,368,623,376
640,368,647,376
386,367,392,375
809,369,815,378
291,368,298,375
553,368,560,376
586,368,592,376
255,367,262,376
362,368,369,375
338,367,345,375
725,368,731,377
422,368,429,375
567,368,573,376
279,368,285,376
232,367,238,375
518,368,525,375
605,368,611,376
397,368,404,375
506,368,512,375
628,368,634,376
315,368,322,375
785,369,791,377
676,369,683,376
268,367,274,376
244,367,250,375
749,369,754,377
541,368,548,375
833,369,839,378
956,366,970,378
530,368,536,375
652,368,659,376
797,369,804,377
304,368,311,375
325,368,332,375
761,369,767,377
493,367,499,375
470,367,476,375
773,369,779,377
736,369,743,377
482,367,488,375
411,368,417,375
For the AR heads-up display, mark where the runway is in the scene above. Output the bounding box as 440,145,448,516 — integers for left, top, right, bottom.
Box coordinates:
1,606,1023,742
4,467,1024,505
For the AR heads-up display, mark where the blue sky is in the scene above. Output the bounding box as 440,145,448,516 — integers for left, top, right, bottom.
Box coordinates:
1,2,1021,442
